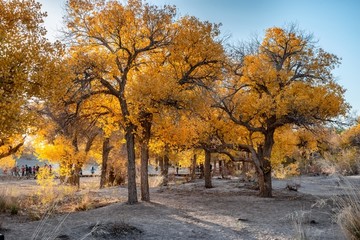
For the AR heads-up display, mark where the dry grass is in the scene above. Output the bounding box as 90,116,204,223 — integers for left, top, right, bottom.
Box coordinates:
335,176,360,239
149,175,164,188
0,177,123,222
289,210,310,240
0,188,20,215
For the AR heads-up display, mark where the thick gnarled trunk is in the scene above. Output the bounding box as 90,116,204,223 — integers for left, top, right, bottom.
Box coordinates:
256,129,275,197
253,160,272,197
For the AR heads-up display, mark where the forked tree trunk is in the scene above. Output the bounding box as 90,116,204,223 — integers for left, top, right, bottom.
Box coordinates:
204,149,212,188
100,137,112,189
139,112,152,202
125,126,138,204
190,154,197,181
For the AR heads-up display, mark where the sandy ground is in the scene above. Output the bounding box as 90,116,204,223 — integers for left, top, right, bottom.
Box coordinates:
1,175,358,240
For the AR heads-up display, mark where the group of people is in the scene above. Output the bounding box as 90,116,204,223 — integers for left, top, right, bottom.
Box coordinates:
9,164,52,178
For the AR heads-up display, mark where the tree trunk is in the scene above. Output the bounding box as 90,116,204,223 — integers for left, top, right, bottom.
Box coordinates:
74,164,81,189
162,154,169,186
140,142,150,201
258,162,272,197
190,154,197,181
257,129,275,197
213,159,217,176
108,167,115,185
204,149,212,188
118,79,138,204
139,111,152,202
125,126,138,204
100,137,112,189
219,160,225,178
69,134,82,189
158,156,163,173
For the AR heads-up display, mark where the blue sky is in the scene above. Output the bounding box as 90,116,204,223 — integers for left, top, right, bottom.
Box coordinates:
38,0,360,114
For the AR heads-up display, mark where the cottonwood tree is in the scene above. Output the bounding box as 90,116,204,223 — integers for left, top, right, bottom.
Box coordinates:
0,0,65,160
129,14,224,198
216,25,348,197
65,0,177,204
34,99,102,187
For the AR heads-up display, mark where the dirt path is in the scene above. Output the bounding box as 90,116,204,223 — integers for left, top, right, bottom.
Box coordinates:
0,176,351,239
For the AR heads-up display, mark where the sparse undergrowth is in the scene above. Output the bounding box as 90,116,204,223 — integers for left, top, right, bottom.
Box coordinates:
335,176,360,239
0,192,19,216
0,179,124,222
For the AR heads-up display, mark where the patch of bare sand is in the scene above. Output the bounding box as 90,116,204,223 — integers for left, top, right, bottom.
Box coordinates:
0,176,351,239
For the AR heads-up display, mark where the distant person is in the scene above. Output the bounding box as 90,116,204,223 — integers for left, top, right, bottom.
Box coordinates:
91,166,95,175
14,166,20,177
21,165,25,176
49,164,52,173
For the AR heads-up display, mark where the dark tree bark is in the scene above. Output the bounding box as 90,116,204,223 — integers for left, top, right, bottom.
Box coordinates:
0,141,24,159
139,111,152,202
100,137,112,189
219,160,225,179
125,125,138,204
70,132,81,188
140,141,150,201
74,165,81,189
204,149,212,188
254,129,275,197
190,154,197,181
158,156,164,173
108,167,115,185
213,159,217,176
162,154,169,186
